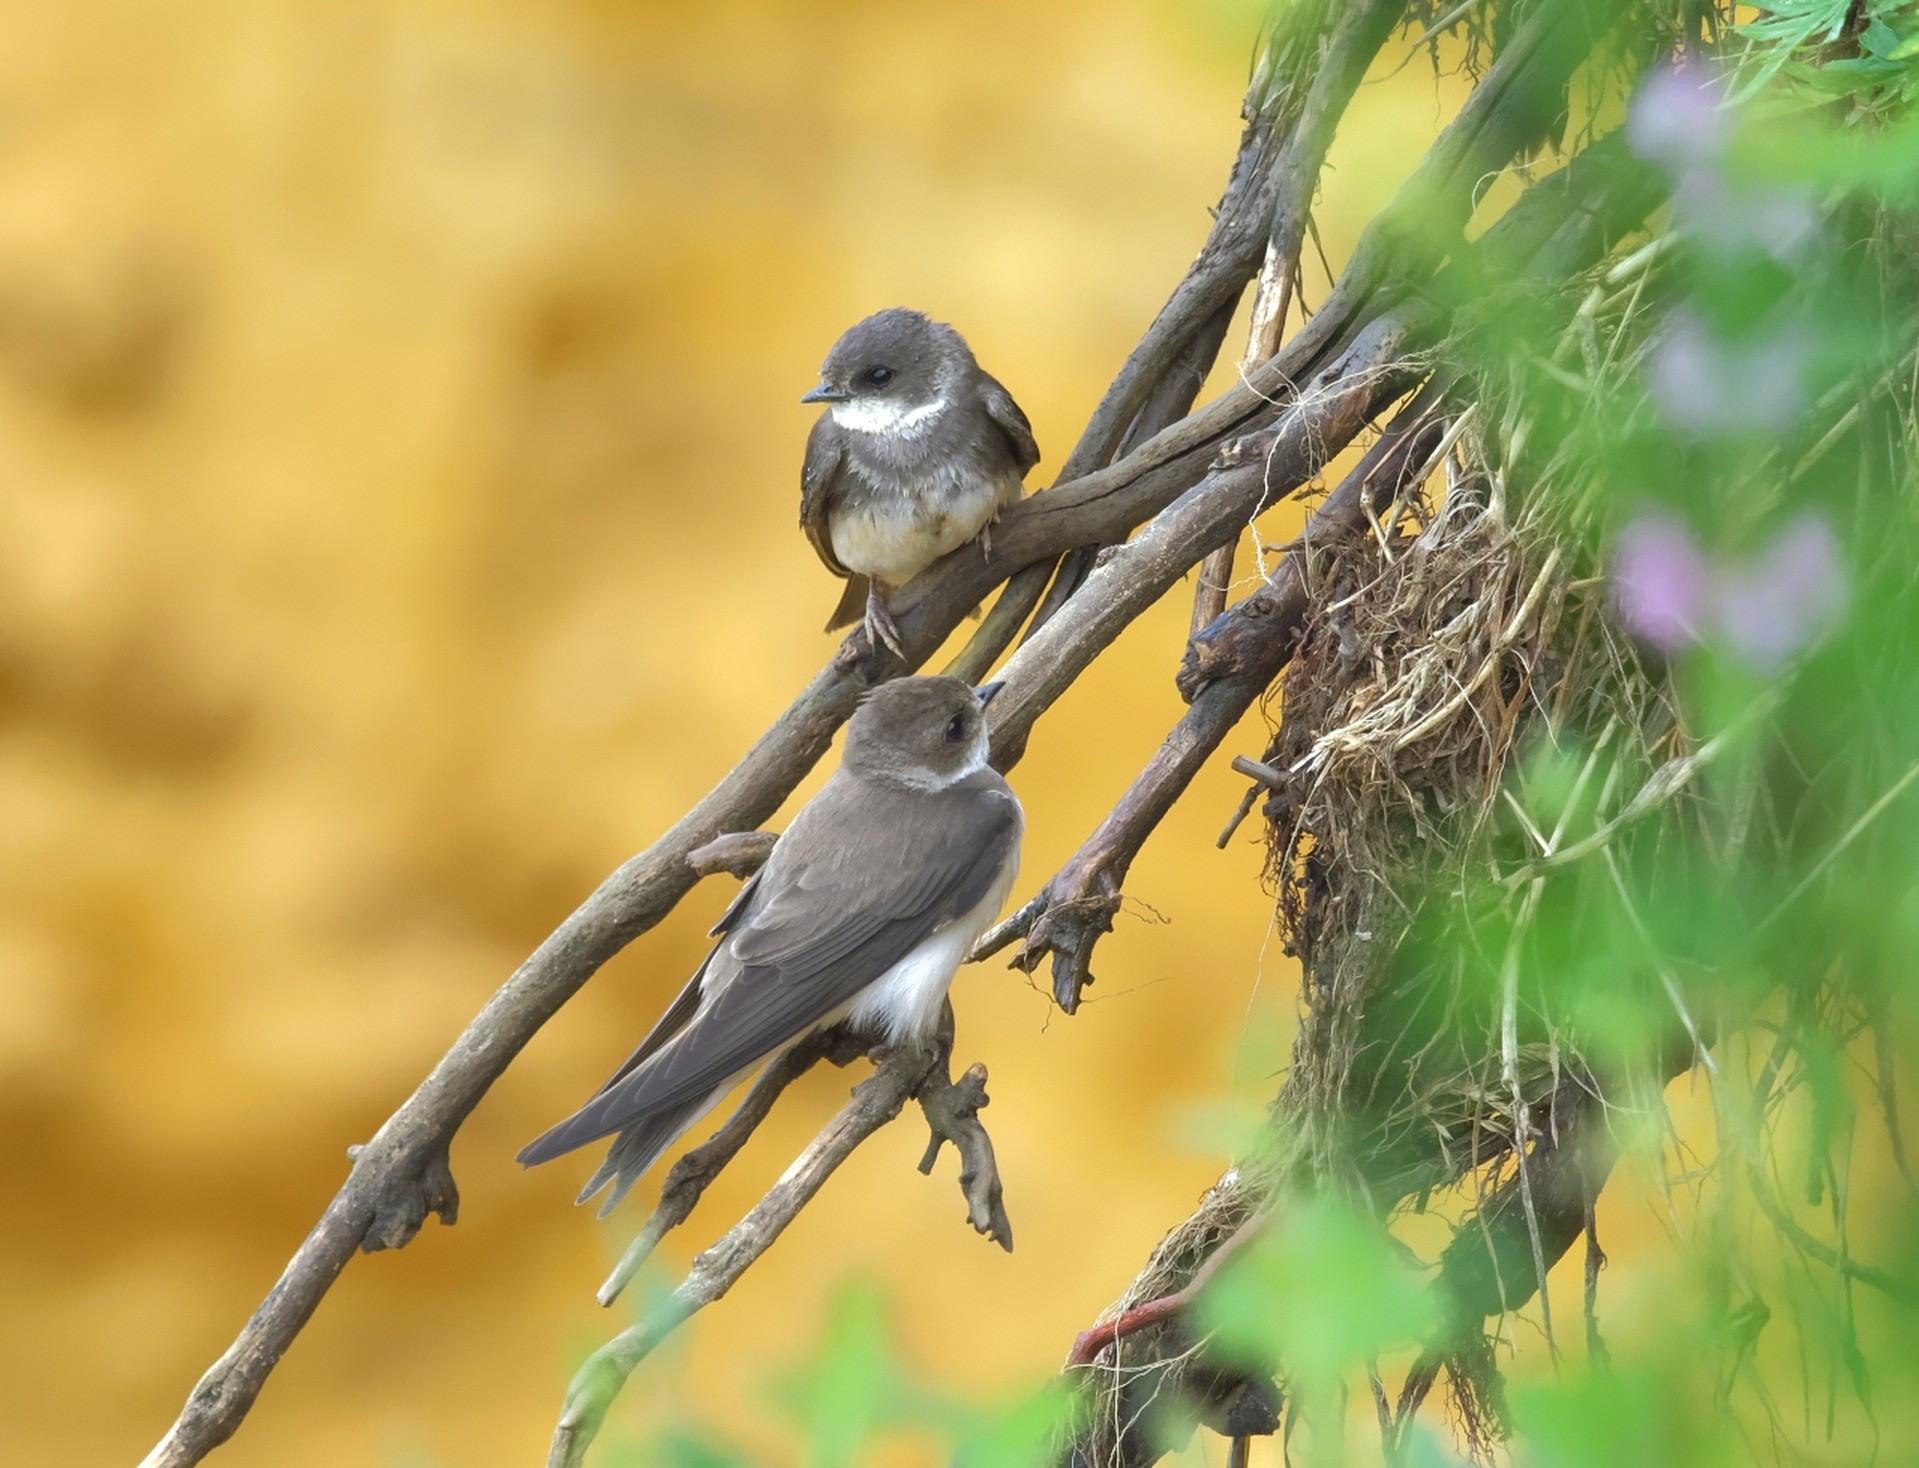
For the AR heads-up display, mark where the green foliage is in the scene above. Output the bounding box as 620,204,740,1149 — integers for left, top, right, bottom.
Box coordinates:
1199,1195,1438,1386
1739,0,1919,111
772,1278,909,1468
1511,1360,1742,1468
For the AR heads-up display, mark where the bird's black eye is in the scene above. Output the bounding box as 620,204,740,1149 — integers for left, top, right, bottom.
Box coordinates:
864,365,895,386
944,714,967,744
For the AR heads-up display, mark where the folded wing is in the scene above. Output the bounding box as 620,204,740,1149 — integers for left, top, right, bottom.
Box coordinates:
516,775,1020,1168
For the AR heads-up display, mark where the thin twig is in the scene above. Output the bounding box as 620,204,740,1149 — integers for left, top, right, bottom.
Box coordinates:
597,1027,858,1307
685,830,778,879
549,1041,943,1468
1752,756,1919,939
1502,694,1779,887
1011,390,1450,1011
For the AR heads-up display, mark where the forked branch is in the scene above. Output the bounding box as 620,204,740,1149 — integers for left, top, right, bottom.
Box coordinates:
548,1004,1006,1468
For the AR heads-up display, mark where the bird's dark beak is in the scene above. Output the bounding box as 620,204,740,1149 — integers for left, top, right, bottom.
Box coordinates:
801,383,850,404
974,681,1006,708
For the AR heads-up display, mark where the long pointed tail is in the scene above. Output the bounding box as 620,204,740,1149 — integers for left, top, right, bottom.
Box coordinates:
571,1093,716,1215
824,573,870,632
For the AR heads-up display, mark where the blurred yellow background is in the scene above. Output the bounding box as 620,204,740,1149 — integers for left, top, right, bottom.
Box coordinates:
0,2,1503,1465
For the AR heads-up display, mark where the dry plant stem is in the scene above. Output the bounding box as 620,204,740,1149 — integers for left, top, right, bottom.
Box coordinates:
1232,755,1287,789
1186,0,1406,639
1185,279,1280,638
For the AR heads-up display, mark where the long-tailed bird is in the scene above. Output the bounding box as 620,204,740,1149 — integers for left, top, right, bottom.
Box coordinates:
800,308,1040,656
518,676,1023,1212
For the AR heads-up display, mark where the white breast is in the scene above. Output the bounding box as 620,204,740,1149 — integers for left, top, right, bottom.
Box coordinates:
844,844,1021,1044
830,469,1021,586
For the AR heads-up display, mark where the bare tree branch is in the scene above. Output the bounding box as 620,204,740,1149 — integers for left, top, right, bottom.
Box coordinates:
547,1006,1003,1468
596,1025,864,1308
1031,0,1414,635
1008,394,1450,1011
134,300,1302,1468
136,6,1643,1465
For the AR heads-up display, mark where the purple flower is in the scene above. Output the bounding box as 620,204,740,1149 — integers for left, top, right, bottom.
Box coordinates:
1627,64,1730,174
1612,513,1707,652
1649,310,1809,436
1713,514,1847,671
1629,63,1821,266
1610,511,1847,670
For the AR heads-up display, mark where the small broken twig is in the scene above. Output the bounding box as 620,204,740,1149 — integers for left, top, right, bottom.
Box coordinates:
917,1049,1015,1252
685,830,778,879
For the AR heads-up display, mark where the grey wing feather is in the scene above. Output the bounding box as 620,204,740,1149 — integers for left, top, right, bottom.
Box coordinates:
593,868,764,1096
979,373,1040,476
824,572,870,634
515,869,764,1166
524,778,1020,1160
800,418,851,577
576,1092,715,1215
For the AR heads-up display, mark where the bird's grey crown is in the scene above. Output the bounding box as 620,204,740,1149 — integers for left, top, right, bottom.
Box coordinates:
816,307,973,411
841,675,992,789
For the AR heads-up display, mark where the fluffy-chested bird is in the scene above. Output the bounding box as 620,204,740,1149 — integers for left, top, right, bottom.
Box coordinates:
518,676,1023,1212
800,308,1040,656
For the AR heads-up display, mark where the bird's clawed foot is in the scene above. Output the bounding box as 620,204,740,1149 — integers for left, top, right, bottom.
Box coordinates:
863,584,906,658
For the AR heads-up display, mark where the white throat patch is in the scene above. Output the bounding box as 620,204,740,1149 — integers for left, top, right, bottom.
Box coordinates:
889,739,989,793
831,395,948,439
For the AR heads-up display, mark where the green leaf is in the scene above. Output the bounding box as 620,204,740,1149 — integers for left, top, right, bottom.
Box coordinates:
1513,1361,1740,1468
775,1277,904,1468
1197,1195,1436,1384
950,1383,1085,1468
1860,17,1906,58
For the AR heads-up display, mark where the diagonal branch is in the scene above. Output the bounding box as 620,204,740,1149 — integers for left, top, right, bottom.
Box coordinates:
1002,395,1451,1012
133,276,1301,1468
596,1024,864,1308
546,1004,1003,1468
990,115,1666,1011
1028,0,1415,636
547,1046,932,1468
